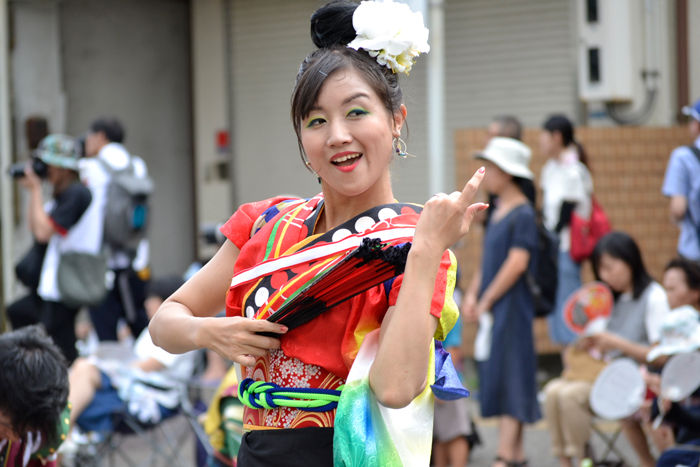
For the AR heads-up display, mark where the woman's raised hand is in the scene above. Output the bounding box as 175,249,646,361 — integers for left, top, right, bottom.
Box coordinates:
413,167,487,255
197,316,288,367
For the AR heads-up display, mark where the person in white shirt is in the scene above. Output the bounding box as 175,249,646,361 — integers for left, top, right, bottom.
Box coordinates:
539,115,594,346
80,118,150,343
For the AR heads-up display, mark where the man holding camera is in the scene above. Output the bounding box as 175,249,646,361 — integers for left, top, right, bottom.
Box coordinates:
7,135,94,364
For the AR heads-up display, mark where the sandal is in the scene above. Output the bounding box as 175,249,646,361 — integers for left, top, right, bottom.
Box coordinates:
494,458,529,467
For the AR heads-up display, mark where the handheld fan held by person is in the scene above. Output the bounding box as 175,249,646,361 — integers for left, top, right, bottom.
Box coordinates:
563,281,614,335
259,237,412,334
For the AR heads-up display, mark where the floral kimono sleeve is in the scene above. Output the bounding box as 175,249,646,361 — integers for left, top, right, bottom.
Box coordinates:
387,249,459,341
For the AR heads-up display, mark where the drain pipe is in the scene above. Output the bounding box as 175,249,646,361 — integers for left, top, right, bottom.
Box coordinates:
427,0,445,197
0,0,13,324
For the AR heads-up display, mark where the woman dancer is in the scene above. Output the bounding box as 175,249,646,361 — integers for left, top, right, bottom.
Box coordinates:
149,1,485,465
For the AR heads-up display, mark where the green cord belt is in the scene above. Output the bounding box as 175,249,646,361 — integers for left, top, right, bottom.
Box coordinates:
237,378,344,412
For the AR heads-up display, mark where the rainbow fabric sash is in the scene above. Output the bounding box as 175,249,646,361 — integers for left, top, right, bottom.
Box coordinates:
333,329,435,467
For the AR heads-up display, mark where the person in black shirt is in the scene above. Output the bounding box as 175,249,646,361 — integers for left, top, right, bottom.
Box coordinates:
8,134,93,363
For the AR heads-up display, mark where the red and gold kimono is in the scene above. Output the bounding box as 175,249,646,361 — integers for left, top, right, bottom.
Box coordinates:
220,194,458,430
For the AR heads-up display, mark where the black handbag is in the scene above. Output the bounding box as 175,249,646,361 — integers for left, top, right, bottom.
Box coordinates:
15,243,48,291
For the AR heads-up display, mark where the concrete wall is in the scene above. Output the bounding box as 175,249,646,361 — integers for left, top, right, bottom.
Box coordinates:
10,2,66,156
59,0,195,276
690,0,700,103
190,0,233,260
9,0,195,283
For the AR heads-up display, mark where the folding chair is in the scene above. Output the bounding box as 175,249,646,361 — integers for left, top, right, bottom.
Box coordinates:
69,355,213,467
586,419,634,467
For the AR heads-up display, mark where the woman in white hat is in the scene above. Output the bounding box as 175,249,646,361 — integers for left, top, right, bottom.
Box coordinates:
462,137,540,467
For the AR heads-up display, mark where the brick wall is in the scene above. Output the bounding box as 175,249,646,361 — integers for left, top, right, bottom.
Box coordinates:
454,126,690,356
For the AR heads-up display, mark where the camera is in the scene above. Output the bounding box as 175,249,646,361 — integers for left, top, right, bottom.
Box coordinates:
200,222,226,246
8,157,49,179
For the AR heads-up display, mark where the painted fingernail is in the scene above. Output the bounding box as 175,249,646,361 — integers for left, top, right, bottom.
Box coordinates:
480,204,490,211
478,167,485,174
280,326,289,333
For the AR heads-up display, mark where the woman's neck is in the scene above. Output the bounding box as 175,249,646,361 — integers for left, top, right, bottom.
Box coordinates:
495,183,527,209
317,173,395,234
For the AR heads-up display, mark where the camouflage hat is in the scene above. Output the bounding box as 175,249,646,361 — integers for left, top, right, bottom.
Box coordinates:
35,134,79,170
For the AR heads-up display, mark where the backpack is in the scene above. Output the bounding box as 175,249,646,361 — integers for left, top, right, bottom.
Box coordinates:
509,207,560,317
98,156,154,255
570,197,611,263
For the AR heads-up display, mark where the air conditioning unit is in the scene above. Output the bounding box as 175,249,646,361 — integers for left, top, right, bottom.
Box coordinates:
577,0,642,103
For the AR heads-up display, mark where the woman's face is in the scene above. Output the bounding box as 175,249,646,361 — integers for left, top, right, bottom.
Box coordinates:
597,253,634,294
480,160,510,195
539,130,561,158
300,68,404,199
663,267,700,309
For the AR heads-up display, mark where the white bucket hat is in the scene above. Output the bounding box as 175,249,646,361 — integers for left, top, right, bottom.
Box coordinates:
647,305,700,362
474,137,534,180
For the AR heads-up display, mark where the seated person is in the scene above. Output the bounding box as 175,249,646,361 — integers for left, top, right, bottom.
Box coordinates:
0,326,70,467
67,276,197,430
645,257,700,368
650,399,700,467
660,257,700,313
644,294,700,450
543,232,670,467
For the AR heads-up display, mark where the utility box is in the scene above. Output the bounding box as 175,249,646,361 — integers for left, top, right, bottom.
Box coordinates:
577,0,640,103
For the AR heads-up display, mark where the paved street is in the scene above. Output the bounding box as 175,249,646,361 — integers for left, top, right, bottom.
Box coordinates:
465,398,639,467
89,397,641,467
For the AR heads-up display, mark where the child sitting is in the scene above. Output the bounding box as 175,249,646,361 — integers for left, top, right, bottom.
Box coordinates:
67,276,197,430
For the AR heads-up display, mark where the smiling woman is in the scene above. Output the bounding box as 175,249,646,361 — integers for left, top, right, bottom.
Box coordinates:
148,1,486,466
299,68,402,207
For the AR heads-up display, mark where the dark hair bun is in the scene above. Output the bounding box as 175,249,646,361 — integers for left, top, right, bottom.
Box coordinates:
310,1,358,49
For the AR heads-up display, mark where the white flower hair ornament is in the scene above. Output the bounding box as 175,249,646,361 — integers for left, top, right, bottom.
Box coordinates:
347,0,430,75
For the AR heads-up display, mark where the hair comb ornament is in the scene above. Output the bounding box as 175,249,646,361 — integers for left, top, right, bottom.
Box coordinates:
347,0,430,75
